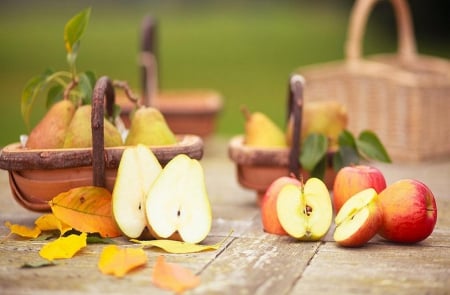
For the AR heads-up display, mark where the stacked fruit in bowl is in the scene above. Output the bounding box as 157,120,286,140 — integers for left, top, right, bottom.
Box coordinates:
0,8,203,212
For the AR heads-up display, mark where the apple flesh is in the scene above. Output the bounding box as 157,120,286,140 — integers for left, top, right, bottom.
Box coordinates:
333,165,386,214
145,154,212,244
333,188,383,247
276,178,332,241
112,144,162,239
378,179,437,243
260,175,301,235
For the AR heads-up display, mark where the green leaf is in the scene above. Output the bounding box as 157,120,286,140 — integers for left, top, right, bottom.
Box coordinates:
21,70,53,129
46,85,64,108
78,71,95,104
64,7,91,54
309,157,327,180
299,133,328,171
338,145,360,167
21,259,56,269
338,129,357,148
356,130,392,163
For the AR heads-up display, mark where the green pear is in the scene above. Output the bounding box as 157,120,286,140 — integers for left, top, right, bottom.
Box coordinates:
63,105,123,148
125,107,177,146
26,100,76,149
242,107,287,148
287,100,348,151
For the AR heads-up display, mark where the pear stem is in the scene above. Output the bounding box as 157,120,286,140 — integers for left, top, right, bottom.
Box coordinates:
240,106,251,121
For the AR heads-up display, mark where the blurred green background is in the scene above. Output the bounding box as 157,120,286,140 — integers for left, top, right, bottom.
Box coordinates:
0,0,448,147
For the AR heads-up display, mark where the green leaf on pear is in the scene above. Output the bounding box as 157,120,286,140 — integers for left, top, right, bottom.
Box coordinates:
46,84,64,108
299,133,328,171
356,130,392,163
64,7,91,54
21,69,53,129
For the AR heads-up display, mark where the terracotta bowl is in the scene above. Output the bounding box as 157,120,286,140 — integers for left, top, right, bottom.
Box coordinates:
228,135,337,204
0,135,203,212
117,89,222,138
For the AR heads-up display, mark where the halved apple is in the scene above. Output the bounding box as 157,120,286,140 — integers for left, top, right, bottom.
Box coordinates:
276,178,332,241
333,188,382,247
112,144,162,239
145,154,212,244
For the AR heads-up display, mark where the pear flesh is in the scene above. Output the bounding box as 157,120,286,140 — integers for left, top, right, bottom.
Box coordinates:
63,105,123,148
145,154,212,244
112,144,162,239
26,100,76,149
125,107,177,146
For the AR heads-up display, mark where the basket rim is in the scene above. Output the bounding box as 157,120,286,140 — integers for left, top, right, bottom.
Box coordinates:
0,134,203,171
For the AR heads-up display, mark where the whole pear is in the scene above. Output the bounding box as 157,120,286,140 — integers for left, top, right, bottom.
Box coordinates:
242,107,287,148
125,107,177,146
26,100,76,149
287,100,347,151
63,105,123,148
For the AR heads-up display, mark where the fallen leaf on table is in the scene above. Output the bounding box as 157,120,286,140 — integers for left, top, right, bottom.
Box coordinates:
152,255,200,293
130,231,233,254
35,214,72,236
98,245,147,277
21,259,56,269
4,221,41,239
39,232,87,261
49,186,121,238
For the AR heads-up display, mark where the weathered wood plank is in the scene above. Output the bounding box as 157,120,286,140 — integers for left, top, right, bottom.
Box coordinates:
291,242,450,295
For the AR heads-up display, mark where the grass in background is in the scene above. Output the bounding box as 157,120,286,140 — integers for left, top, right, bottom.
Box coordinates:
0,0,448,147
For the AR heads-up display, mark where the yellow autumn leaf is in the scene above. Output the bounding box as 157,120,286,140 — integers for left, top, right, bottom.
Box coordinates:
39,232,87,261
152,255,200,293
49,186,121,238
98,245,147,277
4,221,41,239
130,231,233,254
35,214,72,236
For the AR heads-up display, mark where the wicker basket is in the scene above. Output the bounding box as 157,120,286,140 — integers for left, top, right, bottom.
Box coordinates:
228,75,337,204
296,0,450,162
0,76,203,212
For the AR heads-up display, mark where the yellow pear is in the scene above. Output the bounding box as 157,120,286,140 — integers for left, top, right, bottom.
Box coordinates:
63,105,123,148
242,107,287,148
125,107,177,146
26,100,76,149
287,100,348,151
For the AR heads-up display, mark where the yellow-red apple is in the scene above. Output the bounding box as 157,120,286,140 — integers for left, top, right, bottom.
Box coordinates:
333,165,386,214
333,188,383,247
378,179,437,243
260,175,301,235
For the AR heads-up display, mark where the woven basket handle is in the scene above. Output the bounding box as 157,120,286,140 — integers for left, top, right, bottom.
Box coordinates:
141,15,158,107
345,0,417,62
92,76,115,188
286,74,304,178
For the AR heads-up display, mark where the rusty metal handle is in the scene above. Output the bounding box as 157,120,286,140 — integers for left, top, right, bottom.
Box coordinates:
92,76,115,188
287,74,304,178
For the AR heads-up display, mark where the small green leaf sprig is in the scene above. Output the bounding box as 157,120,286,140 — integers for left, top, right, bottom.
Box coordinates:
299,129,392,180
21,7,95,129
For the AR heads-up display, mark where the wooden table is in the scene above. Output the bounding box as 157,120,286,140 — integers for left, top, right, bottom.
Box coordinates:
1,137,449,294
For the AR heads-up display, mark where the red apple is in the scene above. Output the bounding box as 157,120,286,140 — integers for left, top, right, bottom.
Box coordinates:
260,175,301,235
378,179,437,243
333,188,383,247
333,165,386,214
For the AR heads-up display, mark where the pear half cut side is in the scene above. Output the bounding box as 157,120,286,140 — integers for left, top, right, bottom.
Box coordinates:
112,144,162,238
145,154,212,244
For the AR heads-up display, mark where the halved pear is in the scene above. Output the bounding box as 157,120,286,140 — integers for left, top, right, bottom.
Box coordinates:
334,188,383,247
112,144,162,238
276,178,332,241
145,154,212,244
